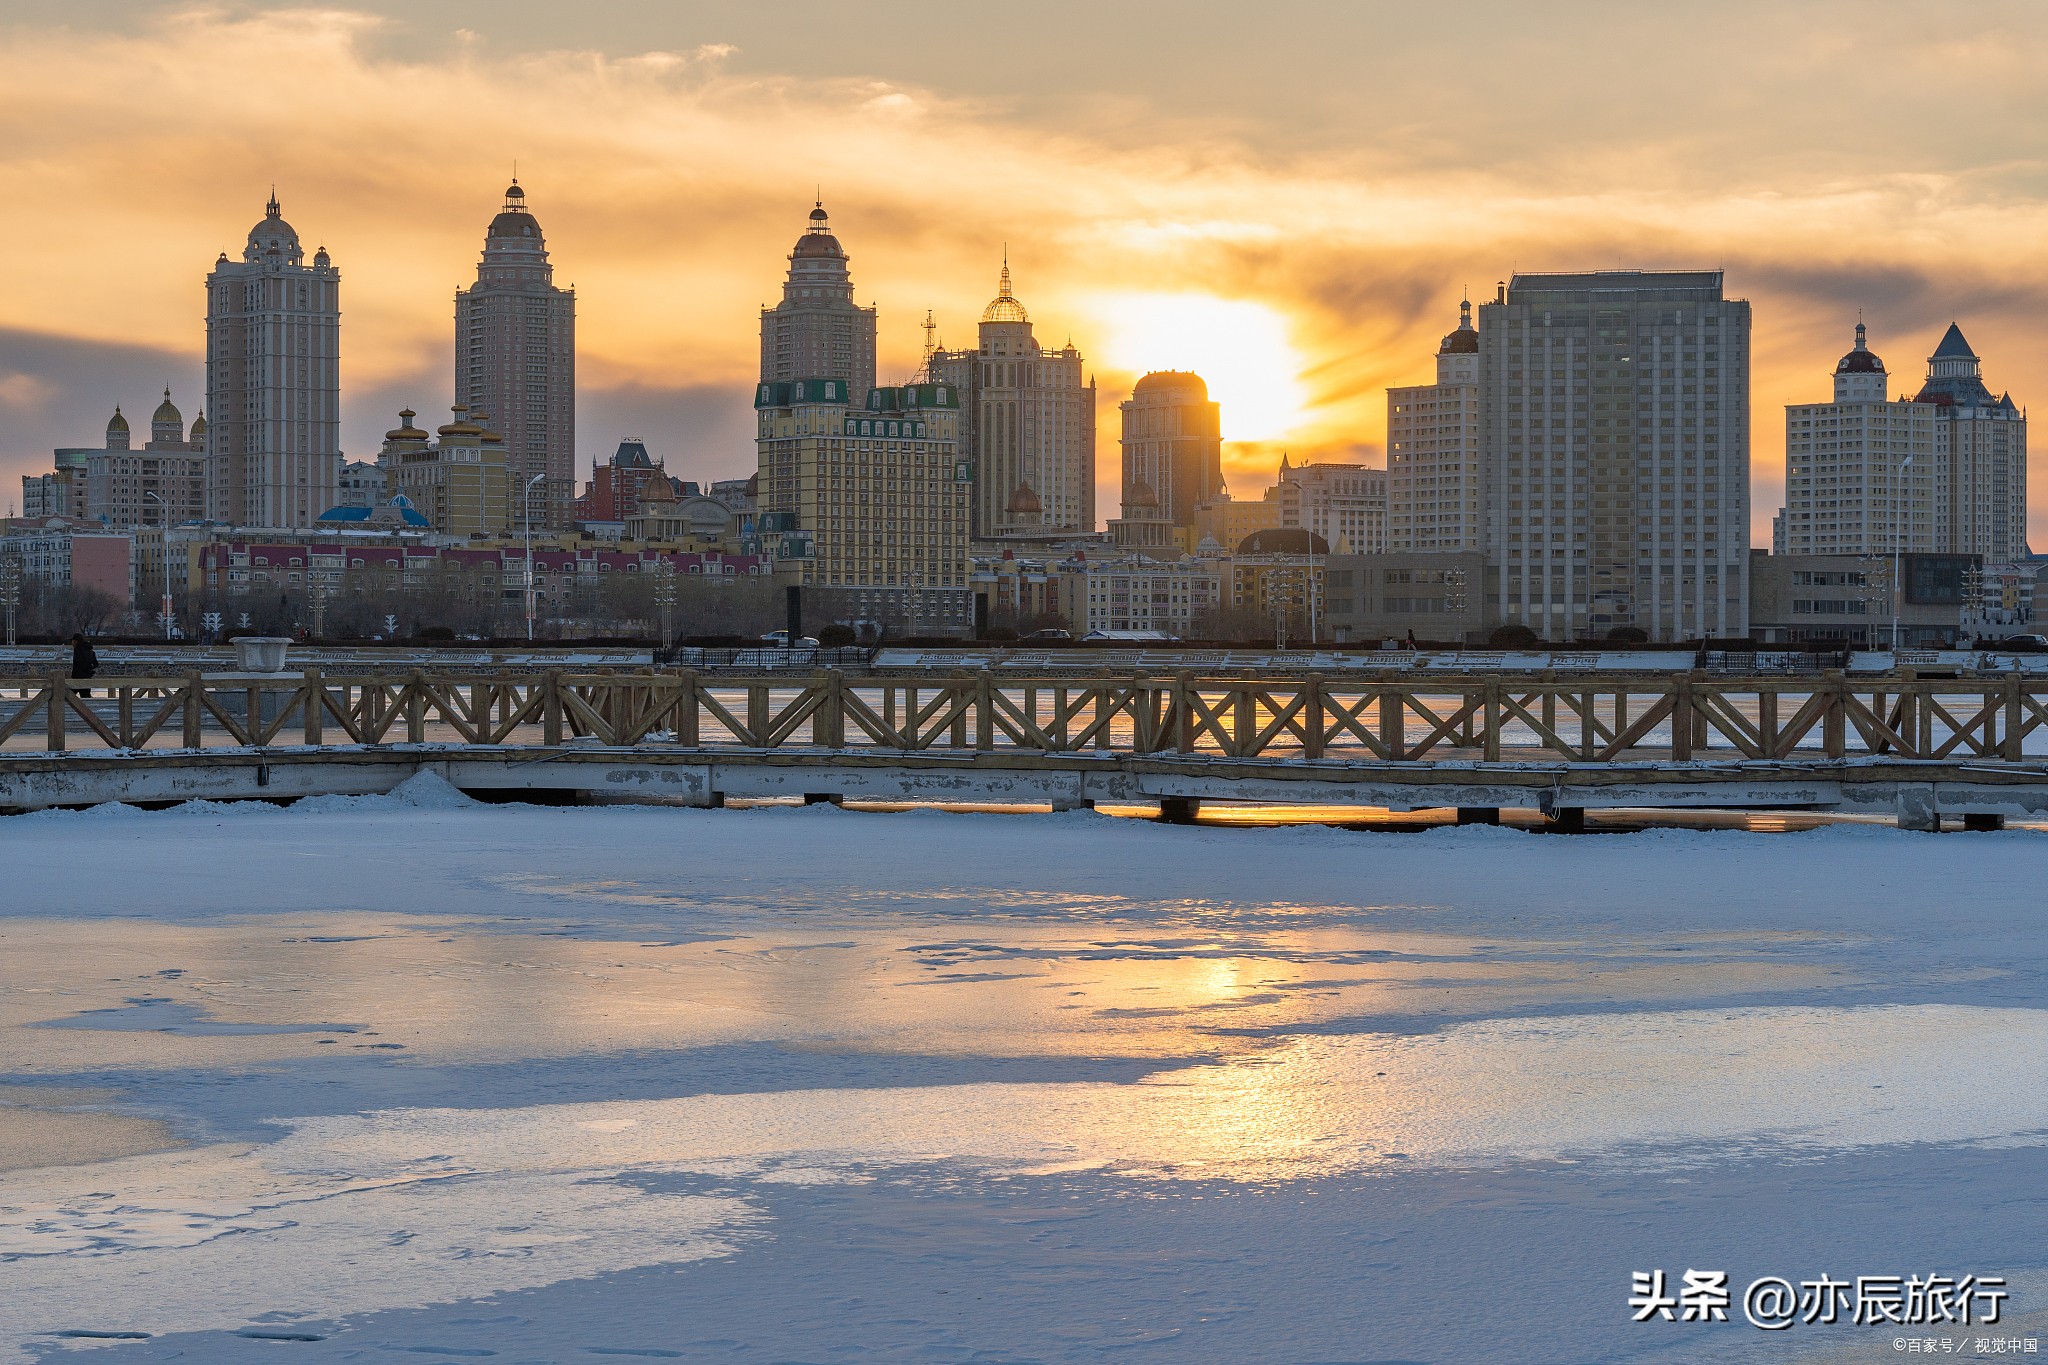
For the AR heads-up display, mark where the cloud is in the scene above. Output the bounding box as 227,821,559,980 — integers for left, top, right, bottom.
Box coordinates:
2,6,2047,544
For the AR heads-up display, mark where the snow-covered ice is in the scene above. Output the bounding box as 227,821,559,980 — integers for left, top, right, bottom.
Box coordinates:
1,797,2045,1362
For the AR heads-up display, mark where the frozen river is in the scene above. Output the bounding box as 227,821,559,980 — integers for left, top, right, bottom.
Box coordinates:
1,779,2044,1362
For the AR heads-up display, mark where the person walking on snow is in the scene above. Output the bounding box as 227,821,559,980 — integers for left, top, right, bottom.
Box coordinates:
68,632,97,698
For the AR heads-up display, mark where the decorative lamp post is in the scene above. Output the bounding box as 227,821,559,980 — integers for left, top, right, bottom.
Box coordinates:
522,472,546,643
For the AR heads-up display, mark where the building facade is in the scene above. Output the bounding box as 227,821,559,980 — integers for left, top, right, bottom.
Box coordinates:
83,395,207,529
1117,372,1222,535
1478,271,1751,641
1268,457,1387,555
205,194,341,528
1778,324,1939,558
1322,551,1488,645
379,407,512,538
1388,300,1482,552
759,204,877,408
753,379,971,633
931,264,1096,538
1916,324,2028,562
455,181,576,530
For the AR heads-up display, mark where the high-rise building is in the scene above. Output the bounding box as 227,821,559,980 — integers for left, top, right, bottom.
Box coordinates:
1388,300,1482,551
759,203,877,408
931,263,1096,538
753,379,970,632
455,181,576,530
1478,271,1750,641
1915,324,2028,561
1777,324,1939,557
205,194,341,528
1116,372,1222,534
1268,457,1386,554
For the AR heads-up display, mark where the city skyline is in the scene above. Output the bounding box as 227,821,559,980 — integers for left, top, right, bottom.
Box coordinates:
3,4,2048,546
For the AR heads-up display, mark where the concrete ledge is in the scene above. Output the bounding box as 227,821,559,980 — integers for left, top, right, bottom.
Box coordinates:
0,744,2044,824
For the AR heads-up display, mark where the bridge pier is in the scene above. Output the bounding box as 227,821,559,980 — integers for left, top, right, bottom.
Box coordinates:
1456,807,1501,826
1895,785,1941,833
1158,796,1201,824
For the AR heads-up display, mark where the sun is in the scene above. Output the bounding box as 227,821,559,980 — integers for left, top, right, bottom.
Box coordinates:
1089,293,1310,442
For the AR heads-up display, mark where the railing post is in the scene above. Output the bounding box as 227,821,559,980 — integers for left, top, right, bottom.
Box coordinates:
1671,675,1693,761
543,672,564,746
1231,683,1253,758
2005,672,2024,762
46,674,64,752
1379,683,1406,761
1303,673,1325,760
974,671,994,751
1175,670,1196,754
749,682,771,748
303,667,323,746
1823,670,1845,759
949,673,971,748
1690,668,1709,753
677,668,700,748
1481,677,1501,763
184,670,203,749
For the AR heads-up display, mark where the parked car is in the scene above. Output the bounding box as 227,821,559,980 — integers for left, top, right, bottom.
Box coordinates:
1989,633,2048,652
1023,628,1072,641
758,630,820,648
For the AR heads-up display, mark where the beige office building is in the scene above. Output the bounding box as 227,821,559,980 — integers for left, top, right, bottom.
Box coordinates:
931,263,1096,538
1777,324,1939,557
455,181,576,529
204,195,341,528
753,379,971,632
382,407,511,538
759,204,877,408
84,394,206,529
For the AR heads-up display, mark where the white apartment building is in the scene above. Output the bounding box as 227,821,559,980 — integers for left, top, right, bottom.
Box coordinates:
1269,459,1387,554
1388,300,1482,551
1479,271,1750,641
1778,324,1938,556
1053,556,1220,636
1778,322,2027,562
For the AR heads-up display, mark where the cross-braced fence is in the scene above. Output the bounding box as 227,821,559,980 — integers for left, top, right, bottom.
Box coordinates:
3,669,2047,764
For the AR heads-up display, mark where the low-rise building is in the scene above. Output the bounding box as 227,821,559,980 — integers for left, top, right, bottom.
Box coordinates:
1748,550,1978,648
378,407,512,537
1322,551,1489,645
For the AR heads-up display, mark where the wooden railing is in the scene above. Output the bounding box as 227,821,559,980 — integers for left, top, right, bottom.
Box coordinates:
2,670,2046,764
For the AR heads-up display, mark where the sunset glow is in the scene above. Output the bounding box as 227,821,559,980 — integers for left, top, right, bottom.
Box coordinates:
1091,294,1311,442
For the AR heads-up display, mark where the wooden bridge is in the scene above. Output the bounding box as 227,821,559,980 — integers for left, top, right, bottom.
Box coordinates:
2,668,2045,829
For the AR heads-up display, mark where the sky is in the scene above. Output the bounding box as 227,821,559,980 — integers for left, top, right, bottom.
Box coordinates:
3,1,2047,544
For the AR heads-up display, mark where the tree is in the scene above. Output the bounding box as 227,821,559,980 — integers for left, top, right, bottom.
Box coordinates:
1488,623,1540,648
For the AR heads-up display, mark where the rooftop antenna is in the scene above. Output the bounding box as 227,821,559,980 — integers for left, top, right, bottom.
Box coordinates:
920,309,938,379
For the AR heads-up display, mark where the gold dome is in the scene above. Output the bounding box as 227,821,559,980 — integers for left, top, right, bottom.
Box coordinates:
980,262,1029,325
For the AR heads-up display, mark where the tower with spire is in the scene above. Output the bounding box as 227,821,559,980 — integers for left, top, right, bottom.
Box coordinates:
454,178,576,531
928,255,1096,538
204,192,341,527
759,201,878,407
1913,323,2028,561
1386,296,1482,552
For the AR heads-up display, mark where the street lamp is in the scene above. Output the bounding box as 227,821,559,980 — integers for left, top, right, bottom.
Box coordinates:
522,472,546,643
143,490,173,639
1893,453,1914,652
652,558,677,655
0,556,20,647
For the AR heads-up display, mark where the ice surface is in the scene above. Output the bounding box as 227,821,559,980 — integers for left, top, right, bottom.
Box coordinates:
1,800,2045,1361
